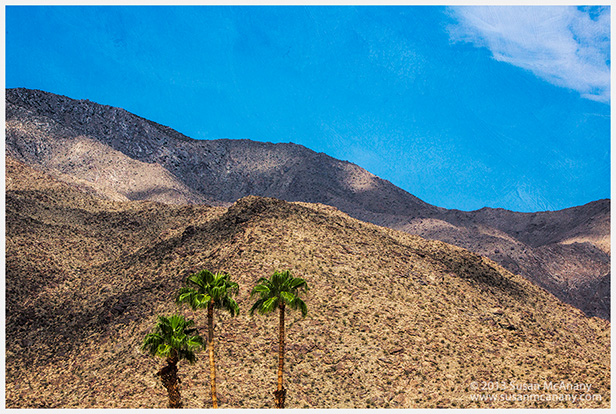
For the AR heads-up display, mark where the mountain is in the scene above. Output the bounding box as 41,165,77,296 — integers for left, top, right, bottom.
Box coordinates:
5,156,610,408
5,88,437,214
5,87,610,320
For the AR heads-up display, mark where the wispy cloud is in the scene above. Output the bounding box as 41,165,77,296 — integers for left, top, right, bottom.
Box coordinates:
447,6,610,103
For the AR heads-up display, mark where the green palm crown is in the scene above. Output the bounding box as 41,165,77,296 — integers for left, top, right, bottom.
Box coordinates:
176,269,240,315
249,270,308,316
141,314,204,364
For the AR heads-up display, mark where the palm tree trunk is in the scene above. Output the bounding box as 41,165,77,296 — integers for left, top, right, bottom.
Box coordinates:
208,303,218,408
274,302,286,408
158,355,183,408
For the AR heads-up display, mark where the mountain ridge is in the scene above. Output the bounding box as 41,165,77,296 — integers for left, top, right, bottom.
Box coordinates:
5,87,610,319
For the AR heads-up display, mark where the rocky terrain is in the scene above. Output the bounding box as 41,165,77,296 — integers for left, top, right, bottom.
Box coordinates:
5,87,610,320
5,156,611,408
390,201,610,320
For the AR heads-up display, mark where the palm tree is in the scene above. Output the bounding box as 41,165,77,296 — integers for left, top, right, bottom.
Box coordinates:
141,314,204,408
176,269,240,408
250,270,308,408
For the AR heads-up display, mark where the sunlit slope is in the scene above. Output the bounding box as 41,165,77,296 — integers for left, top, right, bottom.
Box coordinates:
5,157,610,408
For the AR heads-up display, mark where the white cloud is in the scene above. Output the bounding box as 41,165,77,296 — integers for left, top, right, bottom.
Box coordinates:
447,6,610,103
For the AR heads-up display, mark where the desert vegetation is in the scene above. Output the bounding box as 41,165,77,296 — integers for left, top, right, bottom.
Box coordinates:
249,270,309,408
175,269,240,408
146,268,309,408
140,315,204,408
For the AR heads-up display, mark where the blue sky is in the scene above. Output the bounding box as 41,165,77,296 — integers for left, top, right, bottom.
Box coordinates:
5,5,610,212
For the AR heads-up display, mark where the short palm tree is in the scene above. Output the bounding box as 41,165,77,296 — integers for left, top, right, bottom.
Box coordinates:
176,269,240,408
250,270,308,408
141,314,204,408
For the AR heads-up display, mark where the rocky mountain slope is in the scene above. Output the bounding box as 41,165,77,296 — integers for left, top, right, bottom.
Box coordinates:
5,156,610,408
391,201,610,320
5,87,610,319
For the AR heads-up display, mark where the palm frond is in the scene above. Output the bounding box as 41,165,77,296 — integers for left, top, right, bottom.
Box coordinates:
280,291,295,305
288,277,308,290
157,343,172,358
293,297,308,317
261,296,279,314
249,298,266,316
226,280,240,294
221,296,240,316
251,284,271,297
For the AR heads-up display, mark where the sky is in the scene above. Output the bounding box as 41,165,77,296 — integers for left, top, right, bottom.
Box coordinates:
5,5,611,212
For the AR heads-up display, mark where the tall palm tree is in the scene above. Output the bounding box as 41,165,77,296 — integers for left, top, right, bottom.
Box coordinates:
141,314,204,408
250,270,308,408
176,269,240,408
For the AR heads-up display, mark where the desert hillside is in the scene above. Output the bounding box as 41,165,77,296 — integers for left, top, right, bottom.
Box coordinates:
388,201,610,320
5,156,610,408
5,88,610,320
